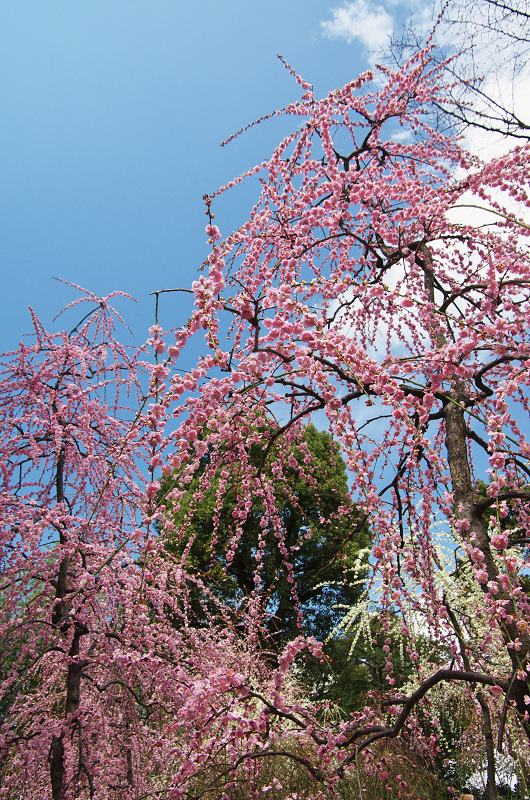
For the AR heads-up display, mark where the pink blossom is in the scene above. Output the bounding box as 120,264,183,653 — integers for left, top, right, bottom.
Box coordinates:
491,531,509,550
206,224,221,241
475,569,489,584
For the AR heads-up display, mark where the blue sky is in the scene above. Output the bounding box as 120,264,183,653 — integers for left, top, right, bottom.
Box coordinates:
0,1,396,352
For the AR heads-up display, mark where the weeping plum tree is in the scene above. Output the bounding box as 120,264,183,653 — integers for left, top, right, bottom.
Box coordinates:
2,46,530,799
158,50,530,791
0,293,326,799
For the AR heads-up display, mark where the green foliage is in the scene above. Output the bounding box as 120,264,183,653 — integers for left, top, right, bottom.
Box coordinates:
303,616,439,719
162,424,371,646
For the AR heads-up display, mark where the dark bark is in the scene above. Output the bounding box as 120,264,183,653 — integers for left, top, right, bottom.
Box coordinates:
413,235,530,743
443,379,530,741
49,622,88,800
49,735,65,800
477,691,499,800
49,444,89,799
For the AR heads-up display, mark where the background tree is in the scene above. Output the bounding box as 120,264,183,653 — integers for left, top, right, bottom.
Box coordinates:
162,423,371,647
388,0,530,141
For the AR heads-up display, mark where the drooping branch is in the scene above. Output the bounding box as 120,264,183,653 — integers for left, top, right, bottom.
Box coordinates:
340,669,508,762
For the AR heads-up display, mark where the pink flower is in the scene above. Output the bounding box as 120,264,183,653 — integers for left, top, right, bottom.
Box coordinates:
506,557,518,574
488,452,506,470
146,481,161,500
206,224,221,241
491,532,509,550
475,568,489,584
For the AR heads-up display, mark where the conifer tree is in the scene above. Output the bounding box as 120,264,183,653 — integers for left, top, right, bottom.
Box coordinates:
162,423,370,646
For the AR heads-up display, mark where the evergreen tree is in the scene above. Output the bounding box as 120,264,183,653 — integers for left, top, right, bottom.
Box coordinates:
162,424,371,646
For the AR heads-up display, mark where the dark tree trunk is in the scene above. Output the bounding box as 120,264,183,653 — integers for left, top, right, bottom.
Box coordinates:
477,691,498,800
49,620,88,800
444,379,530,741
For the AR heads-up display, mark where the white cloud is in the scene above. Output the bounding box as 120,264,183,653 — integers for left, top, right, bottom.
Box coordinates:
461,67,530,160
446,65,530,237
321,0,394,51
